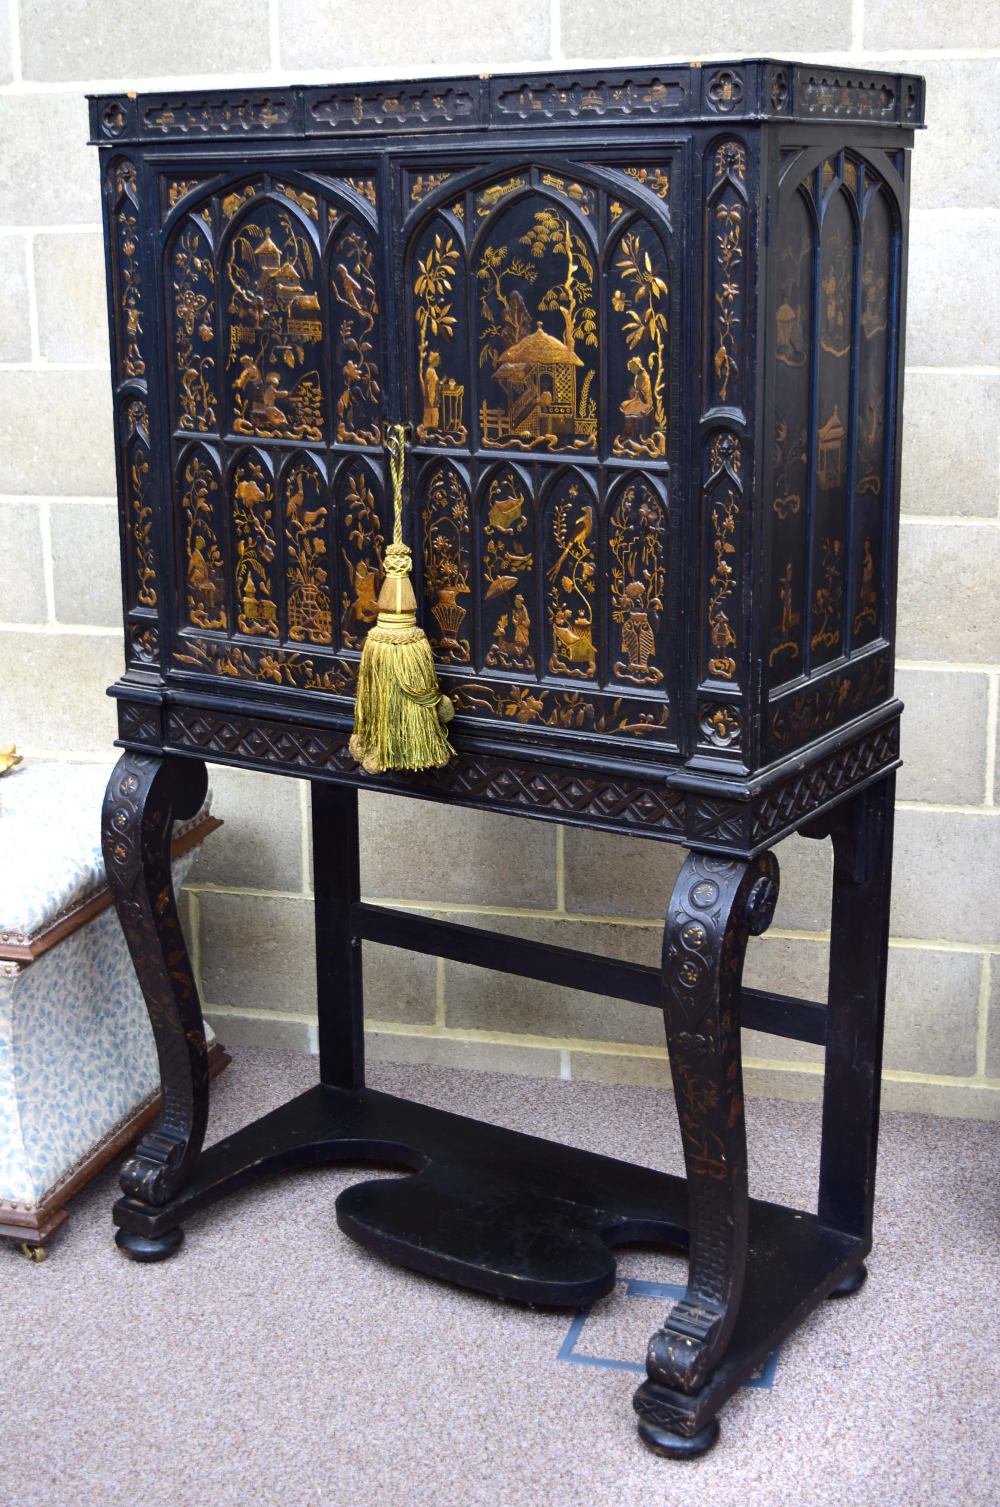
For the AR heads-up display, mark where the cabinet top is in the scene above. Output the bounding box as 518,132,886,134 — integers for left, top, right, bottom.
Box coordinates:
88,59,925,146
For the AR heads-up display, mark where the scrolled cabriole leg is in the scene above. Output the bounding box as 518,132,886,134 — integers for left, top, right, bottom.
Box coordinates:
634,849,779,1457
101,751,209,1254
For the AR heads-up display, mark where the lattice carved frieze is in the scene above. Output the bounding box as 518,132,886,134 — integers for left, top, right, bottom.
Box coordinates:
751,722,900,842
162,705,686,835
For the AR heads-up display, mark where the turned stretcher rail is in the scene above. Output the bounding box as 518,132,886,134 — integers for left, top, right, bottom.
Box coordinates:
349,902,828,1047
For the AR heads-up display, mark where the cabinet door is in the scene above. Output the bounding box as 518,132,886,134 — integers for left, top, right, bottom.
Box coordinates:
159,167,391,699
396,157,681,756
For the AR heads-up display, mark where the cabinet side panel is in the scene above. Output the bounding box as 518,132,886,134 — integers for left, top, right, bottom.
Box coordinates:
763,143,906,761
102,155,161,672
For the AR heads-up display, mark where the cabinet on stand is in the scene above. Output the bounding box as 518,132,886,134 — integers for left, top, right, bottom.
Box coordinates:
89,58,922,1456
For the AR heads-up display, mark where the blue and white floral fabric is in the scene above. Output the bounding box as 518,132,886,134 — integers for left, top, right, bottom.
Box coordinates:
0,761,207,948
0,762,213,1214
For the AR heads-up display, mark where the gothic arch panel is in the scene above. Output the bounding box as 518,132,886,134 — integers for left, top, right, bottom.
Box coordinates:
122,428,156,614
169,216,219,434
329,219,383,445
851,181,894,651
177,444,226,631
541,467,598,680
768,185,815,687
811,179,857,670
223,202,324,443
606,472,668,688
420,459,472,664
280,452,332,647
606,214,670,458
229,448,279,638
337,455,387,652
474,195,597,453
410,216,469,447
478,463,536,673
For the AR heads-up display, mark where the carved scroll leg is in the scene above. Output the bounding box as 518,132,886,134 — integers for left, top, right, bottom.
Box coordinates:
102,751,209,1260
634,849,779,1459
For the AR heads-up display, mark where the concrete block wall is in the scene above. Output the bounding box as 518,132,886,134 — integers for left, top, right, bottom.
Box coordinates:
1,1,997,1119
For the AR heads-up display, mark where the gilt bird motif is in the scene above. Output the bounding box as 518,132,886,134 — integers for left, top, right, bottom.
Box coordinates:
547,505,593,581
335,262,366,315
286,470,326,530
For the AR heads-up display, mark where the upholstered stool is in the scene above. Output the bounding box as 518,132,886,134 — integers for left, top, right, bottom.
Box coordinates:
0,761,225,1256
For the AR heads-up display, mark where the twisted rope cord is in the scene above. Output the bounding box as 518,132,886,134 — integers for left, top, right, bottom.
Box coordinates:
384,422,410,572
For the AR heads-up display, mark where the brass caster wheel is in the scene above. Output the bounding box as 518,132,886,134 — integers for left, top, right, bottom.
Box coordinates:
19,1241,46,1263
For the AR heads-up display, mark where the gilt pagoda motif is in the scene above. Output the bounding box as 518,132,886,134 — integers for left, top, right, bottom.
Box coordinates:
477,205,597,451
491,321,584,444
226,207,324,442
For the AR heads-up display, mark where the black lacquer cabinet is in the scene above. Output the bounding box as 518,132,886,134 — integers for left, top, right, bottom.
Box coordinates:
91,60,922,1457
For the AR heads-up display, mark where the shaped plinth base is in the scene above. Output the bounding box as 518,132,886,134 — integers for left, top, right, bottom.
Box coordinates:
113,1083,866,1427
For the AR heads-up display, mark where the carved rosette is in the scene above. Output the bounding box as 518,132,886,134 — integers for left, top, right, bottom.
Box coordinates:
705,69,745,116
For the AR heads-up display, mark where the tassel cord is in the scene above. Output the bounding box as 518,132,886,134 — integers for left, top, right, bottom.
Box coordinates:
349,422,454,774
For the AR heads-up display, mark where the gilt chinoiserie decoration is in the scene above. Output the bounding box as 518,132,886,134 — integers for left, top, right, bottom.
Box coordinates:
91,59,921,1462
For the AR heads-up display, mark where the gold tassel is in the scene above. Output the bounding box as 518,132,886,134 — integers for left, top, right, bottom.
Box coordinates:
349,423,454,774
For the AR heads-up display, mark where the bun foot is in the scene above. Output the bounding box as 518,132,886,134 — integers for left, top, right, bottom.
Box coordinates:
115,1226,184,1262
637,1415,721,1460
828,1261,868,1298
